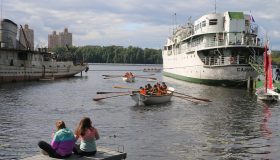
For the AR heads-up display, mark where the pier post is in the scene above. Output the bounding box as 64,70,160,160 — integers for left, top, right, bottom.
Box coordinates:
247,76,255,91
80,71,82,77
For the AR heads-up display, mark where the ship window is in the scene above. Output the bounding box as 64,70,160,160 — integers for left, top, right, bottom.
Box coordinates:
202,21,206,27
18,52,28,60
209,19,218,25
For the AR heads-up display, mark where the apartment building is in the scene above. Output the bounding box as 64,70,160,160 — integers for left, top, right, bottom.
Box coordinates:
48,28,72,50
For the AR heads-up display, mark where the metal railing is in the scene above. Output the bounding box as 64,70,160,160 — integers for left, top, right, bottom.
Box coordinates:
248,55,263,74
201,55,247,66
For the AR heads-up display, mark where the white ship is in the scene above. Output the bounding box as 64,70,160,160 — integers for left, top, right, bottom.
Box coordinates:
0,19,88,83
162,12,264,87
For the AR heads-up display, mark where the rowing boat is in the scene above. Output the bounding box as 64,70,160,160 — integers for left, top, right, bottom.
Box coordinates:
122,76,135,83
130,87,174,105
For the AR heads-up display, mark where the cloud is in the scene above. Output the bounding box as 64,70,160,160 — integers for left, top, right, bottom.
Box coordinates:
2,0,280,49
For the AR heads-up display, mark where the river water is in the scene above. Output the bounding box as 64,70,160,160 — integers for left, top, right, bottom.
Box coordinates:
0,64,280,160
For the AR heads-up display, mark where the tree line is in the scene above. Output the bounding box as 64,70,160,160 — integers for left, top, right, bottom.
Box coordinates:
272,50,280,67
52,45,163,64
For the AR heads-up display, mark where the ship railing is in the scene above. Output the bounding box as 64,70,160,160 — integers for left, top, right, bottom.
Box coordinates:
248,55,264,74
202,55,247,66
203,39,262,49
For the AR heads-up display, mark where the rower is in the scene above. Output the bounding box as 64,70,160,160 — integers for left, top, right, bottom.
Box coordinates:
139,87,146,95
162,82,167,90
145,85,150,95
151,85,158,95
156,83,162,96
124,72,129,77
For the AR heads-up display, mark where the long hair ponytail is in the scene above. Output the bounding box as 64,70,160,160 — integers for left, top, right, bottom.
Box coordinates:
75,117,92,136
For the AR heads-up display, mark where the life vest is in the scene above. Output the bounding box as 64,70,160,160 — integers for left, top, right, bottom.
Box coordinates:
156,86,162,95
140,89,146,95
152,88,158,95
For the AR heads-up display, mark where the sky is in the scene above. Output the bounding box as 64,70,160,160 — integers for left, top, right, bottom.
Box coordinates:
2,0,280,49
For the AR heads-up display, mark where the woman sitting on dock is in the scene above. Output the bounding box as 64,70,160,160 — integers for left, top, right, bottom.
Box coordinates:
73,117,100,156
38,120,76,159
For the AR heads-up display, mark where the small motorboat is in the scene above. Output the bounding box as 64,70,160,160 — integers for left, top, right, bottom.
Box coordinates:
122,76,135,83
256,88,279,102
130,87,174,105
255,42,279,102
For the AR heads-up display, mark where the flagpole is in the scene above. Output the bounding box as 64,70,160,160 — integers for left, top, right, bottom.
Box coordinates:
1,0,2,20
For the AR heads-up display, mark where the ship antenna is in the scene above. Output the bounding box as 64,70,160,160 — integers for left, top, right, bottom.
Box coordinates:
214,0,216,13
172,12,177,34
1,0,3,20
174,13,177,28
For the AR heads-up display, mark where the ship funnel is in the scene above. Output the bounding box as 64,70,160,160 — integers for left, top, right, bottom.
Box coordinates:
0,19,18,48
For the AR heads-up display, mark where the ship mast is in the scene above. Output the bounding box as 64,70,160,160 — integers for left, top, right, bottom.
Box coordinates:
1,0,3,20
214,0,216,13
172,12,177,34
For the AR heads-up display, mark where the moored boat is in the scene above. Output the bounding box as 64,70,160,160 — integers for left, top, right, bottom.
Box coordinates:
0,19,88,83
162,11,265,87
255,43,279,102
256,88,279,101
130,87,174,105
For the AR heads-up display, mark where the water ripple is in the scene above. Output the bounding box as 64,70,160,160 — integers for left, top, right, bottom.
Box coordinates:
0,64,280,159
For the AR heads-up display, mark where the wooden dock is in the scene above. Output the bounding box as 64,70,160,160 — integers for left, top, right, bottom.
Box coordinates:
22,147,126,160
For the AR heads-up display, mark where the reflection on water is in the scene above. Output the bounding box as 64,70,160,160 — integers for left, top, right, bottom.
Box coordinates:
0,64,280,160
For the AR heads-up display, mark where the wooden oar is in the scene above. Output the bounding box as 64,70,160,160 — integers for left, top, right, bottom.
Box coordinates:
103,77,121,79
135,76,157,80
135,73,156,76
93,93,130,101
173,95,201,104
96,91,130,94
103,74,155,77
113,86,137,89
102,75,123,77
172,91,211,102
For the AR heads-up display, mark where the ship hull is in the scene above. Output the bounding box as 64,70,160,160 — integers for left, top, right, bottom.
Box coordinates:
0,65,87,83
163,71,253,87
163,50,259,87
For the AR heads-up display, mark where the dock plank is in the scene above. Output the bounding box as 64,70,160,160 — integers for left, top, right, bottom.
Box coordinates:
22,147,126,160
